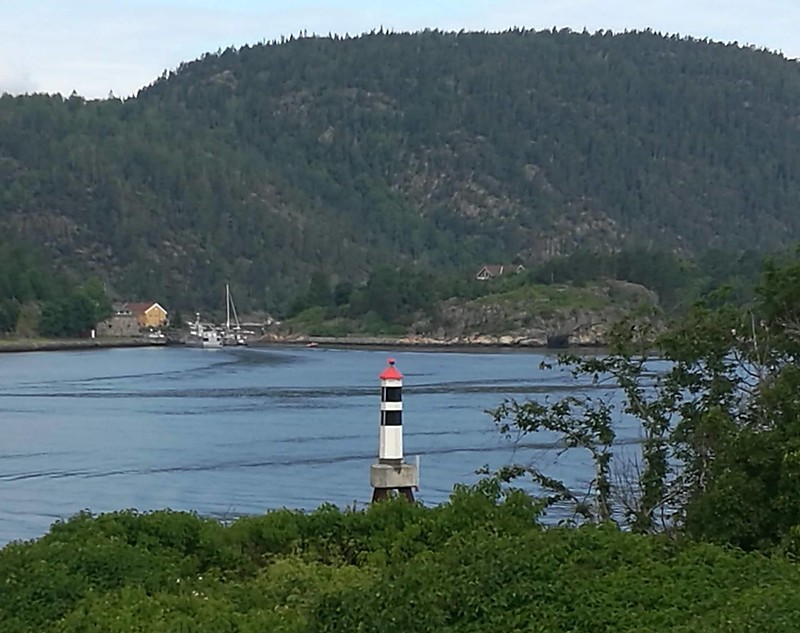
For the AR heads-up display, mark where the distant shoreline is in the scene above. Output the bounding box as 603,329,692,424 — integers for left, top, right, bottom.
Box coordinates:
0,337,167,354
0,334,605,355
253,334,605,352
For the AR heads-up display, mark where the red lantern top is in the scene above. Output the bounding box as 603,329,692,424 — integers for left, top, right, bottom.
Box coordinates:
379,357,403,380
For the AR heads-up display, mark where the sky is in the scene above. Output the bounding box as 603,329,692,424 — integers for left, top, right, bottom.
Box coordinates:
1,0,799,99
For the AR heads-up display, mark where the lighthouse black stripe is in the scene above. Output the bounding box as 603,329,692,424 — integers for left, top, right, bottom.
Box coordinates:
381,410,403,426
381,387,402,402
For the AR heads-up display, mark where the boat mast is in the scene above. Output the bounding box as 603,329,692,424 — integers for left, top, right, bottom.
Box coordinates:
226,284,231,330
231,289,240,329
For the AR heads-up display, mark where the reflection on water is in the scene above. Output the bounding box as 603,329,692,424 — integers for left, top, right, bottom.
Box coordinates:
0,345,649,544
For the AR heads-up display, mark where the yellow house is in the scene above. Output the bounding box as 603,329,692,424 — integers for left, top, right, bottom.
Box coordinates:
124,302,169,329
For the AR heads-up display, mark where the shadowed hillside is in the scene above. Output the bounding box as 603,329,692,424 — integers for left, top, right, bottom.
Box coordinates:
3,29,800,311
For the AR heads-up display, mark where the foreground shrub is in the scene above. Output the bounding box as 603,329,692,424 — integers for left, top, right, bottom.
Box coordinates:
1,487,799,632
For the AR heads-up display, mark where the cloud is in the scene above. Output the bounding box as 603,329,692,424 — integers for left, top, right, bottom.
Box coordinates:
0,56,36,95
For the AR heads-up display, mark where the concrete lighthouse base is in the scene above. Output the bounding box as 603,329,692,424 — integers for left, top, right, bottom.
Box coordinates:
370,462,418,502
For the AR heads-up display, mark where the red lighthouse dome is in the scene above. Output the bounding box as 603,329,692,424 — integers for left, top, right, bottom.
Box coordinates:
379,358,403,380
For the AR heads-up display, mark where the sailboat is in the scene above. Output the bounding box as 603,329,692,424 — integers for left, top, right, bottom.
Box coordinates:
222,284,247,346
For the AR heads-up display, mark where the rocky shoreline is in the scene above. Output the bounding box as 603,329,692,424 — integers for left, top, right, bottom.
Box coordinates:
255,331,607,349
0,331,606,354
255,302,628,349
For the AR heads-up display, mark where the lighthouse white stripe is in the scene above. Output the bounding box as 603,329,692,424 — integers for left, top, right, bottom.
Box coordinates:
380,402,403,411
380,379,403,387
380,425,403,460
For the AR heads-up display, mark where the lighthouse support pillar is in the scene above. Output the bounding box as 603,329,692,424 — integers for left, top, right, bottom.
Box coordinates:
370,462,418,502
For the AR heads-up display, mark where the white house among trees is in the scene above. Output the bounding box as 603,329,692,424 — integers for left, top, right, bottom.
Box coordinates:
475,264,526,280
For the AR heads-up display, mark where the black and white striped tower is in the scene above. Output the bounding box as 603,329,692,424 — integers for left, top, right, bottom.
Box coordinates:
379,357,404,464
371,358,418,502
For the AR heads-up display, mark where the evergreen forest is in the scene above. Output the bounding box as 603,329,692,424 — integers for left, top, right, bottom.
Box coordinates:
3,29,800,313
0,238,110,337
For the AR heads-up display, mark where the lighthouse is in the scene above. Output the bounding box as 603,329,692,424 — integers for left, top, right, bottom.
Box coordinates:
370,358,418,502
379,357,404,463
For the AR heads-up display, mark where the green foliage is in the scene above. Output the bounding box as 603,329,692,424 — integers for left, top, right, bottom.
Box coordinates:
80,278,113,323
286,306,327,327
526,247,764,311
38,281,112,338
477,282,613,312
489,248,800,551
348,266,438,323
289,272,334,317
0,299,20,332
279,245,765,338
0,242,50,334
285,266,450,334
2,488,800,632
317,524,800,633
0,239,108,337
491,394,616,523
170,309,184,329
332,280,353,307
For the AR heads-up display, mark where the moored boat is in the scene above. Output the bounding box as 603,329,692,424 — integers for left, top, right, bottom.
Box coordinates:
185,313,223,348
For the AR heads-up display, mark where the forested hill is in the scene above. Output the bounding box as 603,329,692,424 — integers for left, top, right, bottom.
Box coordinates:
3,29,800,311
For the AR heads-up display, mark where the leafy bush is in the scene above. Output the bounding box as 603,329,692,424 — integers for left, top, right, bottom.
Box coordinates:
2,487,800,632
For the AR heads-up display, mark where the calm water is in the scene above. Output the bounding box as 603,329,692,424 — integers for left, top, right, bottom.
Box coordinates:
0,345,645,544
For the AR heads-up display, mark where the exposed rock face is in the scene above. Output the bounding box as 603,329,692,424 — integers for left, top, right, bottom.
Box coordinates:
259,326,613,348
395,323,611,348
412,282,652,347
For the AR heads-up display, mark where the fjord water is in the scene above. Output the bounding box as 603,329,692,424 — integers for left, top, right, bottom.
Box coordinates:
0,346,644,544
